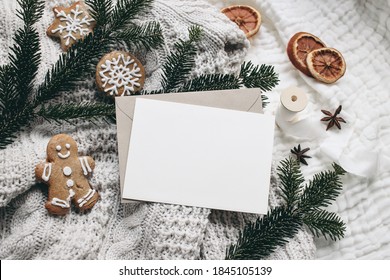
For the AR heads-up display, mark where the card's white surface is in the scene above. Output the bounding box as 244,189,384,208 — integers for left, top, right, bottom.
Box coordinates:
123,98,275,214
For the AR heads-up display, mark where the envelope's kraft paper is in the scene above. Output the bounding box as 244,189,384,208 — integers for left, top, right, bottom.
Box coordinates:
115,88,264,203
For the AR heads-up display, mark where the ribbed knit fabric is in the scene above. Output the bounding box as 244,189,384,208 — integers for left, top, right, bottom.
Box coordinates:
0,0,315,259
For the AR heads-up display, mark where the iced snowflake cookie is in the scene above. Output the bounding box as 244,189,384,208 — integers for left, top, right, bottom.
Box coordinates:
47,1,96,51
96,51,145,96
35,134,99,216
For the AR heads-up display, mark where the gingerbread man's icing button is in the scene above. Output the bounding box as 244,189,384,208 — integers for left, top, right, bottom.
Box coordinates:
46,1,96,51
67,179,74,187
96,51,146,97
63,166,72,176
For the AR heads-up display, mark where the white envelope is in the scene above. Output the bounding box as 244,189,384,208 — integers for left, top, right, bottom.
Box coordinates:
117,89,275,214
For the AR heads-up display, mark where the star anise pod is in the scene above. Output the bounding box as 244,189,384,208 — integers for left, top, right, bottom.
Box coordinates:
291,144,311,165
321,105,346,130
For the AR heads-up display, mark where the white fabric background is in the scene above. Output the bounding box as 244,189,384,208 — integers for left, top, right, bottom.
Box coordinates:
207,0,390,259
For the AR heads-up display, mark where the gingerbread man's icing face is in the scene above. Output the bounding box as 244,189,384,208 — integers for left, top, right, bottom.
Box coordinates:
47,134,78,162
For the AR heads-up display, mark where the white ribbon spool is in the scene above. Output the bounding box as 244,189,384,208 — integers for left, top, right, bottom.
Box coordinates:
275,86,325,140
276,86,308,124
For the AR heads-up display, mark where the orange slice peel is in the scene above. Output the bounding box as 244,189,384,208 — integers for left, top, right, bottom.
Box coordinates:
287,32,326,76
221,5,261,38
306,47,346,84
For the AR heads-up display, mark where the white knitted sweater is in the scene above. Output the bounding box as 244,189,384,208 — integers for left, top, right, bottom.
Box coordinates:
0,0,315,259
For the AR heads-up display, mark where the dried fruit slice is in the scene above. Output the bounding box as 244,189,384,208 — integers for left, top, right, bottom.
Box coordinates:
221,5,261,38
287,32,326,76
306,47,346,83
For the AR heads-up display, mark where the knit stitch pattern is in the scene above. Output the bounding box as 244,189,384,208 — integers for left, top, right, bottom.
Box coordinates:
0,0,314,260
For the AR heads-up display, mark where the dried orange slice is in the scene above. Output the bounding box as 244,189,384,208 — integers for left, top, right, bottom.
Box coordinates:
287,32,326,76
221,5,261,38
306,47,346,83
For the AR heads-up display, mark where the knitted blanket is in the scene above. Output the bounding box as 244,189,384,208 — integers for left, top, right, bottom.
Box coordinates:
0,0,315,259
208,0,390,259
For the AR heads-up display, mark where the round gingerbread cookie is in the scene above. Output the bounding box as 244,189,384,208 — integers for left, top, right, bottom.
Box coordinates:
96,51,145,96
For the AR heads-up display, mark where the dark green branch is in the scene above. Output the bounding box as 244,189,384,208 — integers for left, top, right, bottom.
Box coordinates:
86,0,113,27
160,26,202,93
239,62,279,92
115,22,163,51
109,0,153,31
37,102,115,123
226,206,302,260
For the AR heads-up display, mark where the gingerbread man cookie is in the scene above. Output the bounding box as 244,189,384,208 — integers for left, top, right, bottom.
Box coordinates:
96,51,146,96
35,134,99,215
47,1,96,51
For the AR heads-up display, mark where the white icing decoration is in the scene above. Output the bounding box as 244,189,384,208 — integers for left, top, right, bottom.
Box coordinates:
66,179,74,187
65,143,70,149
77,189,96,207
57,151,70,159
51,4,94,46
99,54,142,96
51,189,75,209
56,145,61,151
42,163,52,182
63,166,72,176
79,157,92,175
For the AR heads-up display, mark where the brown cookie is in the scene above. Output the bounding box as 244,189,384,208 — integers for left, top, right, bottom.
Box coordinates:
96,51,146,96
35,134,99,216
47,1,96,51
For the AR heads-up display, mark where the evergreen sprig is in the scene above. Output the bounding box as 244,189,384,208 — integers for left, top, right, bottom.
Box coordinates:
85,0,113,27
146,26,278,101
37,102,115,123
180,74,240,92
115,22,163,51
239,62,280,92
225,158,346,260
226,206,302,260
160,26,203,93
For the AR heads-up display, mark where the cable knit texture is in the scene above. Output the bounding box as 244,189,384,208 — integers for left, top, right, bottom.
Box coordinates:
0,0,314,259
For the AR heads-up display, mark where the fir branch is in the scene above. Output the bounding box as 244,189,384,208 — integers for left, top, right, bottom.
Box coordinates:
303,210,346,241
226,159,346,260
9,0,43,108
34,30,111,104
0,65,17,112
179,74,240,92
109,0,153,31
37,102,115,123
277,157,304,208
298,169,343,213
239,62,279,92
86,0,113,27
226,206,302,260
15,0,44,26
160,26,203,93
0,106,33,149
115,22,163,51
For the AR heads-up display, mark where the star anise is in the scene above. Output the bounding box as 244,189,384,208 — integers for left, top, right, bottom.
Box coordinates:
321,105,346,130
291,144,311,165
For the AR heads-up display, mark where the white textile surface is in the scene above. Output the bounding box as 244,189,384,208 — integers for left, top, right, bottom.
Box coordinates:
208,0,390,259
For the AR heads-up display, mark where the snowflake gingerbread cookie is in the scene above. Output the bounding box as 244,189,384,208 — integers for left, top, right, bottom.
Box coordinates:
47,1,96,51
96,51,146,96
35,134,99,215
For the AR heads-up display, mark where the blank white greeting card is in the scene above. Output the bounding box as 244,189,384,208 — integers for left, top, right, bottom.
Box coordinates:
122,98,275,214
